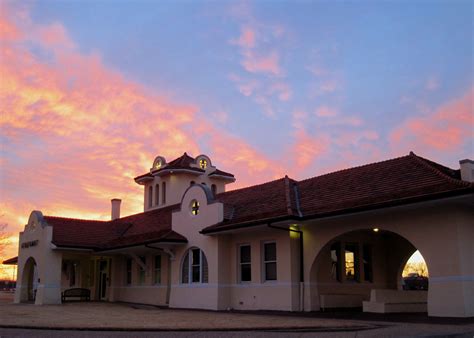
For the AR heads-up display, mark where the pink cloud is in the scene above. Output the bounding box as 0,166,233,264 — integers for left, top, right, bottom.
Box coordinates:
0,4,285,274
242,50,281,76
390,88,473,152
269,82,292,101
315,106,337,117
425,76,440,91
231,26,256,48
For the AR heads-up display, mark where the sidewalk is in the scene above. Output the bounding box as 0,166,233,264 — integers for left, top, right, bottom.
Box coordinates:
0,297,472,337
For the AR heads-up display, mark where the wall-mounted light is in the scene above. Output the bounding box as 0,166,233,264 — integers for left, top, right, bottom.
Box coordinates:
373,228,379,233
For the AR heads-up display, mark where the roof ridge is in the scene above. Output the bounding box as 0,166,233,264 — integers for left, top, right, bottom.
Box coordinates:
410,152,471,187
298,153,412,184
44,215,109,223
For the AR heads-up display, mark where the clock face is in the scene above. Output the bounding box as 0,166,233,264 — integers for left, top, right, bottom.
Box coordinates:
155,159,162,169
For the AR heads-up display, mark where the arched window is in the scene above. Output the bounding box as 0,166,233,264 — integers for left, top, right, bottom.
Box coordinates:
190,200,199,215
155,184,160,206
162,182,166,205
148,186,153,208
199,158,207,169
181,248,208,284
211,184,217,196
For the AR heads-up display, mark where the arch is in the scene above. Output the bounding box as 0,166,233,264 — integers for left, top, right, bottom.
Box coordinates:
152,156,166,170
180,247,209,284
308,228,430,312
195,154,212,169
20,257,38,303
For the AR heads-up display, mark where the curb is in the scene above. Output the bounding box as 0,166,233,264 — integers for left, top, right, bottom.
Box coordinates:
0,324,381,332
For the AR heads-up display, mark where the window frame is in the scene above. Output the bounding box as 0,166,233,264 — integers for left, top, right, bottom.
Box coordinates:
138,256,146,285
238,244,252,283
262,241,277,282
154,254,162,285
181,248,208,284
148,186,153,208
154,183,160,206
125,258,132,285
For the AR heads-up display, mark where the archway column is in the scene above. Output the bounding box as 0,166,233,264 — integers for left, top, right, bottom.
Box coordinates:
34,250,62,305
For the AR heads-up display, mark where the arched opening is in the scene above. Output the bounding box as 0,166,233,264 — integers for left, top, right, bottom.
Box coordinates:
180,247,208,284
20,257,38,303
400,251,429,290
309,229,429,313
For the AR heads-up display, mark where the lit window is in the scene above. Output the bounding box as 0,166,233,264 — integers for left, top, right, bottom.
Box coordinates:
181,248,208,284
345,243,359,281
154,255,161,284
263,242,277,281
190,200,200,215
239,245,251,282
125,258,132,285
138,256,146,285
199,159,207,169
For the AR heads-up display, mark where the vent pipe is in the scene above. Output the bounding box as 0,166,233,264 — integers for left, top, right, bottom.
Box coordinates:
111,199,121,220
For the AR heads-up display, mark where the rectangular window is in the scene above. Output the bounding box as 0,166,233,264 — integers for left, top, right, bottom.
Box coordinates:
345,243,359,281
363,244,373,282
162,182,166,205
155,184,160,206
191,249,200,283
148,186,153,208
126,258,132,285
154,255,161,284
138,256,146,285
330,242,341,282
239,245,251,282
263,242,277,281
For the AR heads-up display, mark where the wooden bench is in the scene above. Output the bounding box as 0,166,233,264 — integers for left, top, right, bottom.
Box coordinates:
363,289,427,313
61,288,91,302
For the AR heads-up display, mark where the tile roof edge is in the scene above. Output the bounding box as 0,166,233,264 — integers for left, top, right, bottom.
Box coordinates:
217,176,290,197
410,151,472,187
44,215,109,223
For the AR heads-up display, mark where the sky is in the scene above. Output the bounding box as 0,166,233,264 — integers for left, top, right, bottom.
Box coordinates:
0,0,472,278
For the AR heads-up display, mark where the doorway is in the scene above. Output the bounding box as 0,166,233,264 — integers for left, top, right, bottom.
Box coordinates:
97,259,109,301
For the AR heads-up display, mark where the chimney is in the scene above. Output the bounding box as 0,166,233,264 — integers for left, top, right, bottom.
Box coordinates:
459,159,474,182
111,199,121,220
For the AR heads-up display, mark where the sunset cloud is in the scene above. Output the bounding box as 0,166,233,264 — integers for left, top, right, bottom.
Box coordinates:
0,3,284,275
390,88,473,152
241,50,281,76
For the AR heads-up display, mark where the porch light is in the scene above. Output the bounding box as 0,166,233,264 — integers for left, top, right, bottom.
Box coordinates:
373,228,379,232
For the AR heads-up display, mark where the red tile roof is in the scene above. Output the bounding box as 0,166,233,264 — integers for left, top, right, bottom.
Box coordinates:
43,152,473,246
134,152,234,182
48,204,186,251
201,152,473,234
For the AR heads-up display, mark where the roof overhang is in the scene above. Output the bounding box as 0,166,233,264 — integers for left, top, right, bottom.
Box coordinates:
2,256,18,265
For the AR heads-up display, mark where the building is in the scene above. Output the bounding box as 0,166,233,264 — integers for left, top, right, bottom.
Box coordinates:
4,152,474,317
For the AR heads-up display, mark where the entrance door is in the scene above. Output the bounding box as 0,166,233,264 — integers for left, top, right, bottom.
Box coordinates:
97,260,109,301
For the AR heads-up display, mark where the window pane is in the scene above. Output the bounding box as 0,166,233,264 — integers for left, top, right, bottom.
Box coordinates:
155,255,161,269
240,245,251,263
202,252,208,283
265,262,277,281
345,244,359,281
264,243,276,261
182,252,189,283
192,266,200,283
363,244,373,282
192,249,200,265
330,243,341,282
241,264,251,282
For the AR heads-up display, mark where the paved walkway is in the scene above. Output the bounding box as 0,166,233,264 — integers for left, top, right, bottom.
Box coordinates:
0,293,472,337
